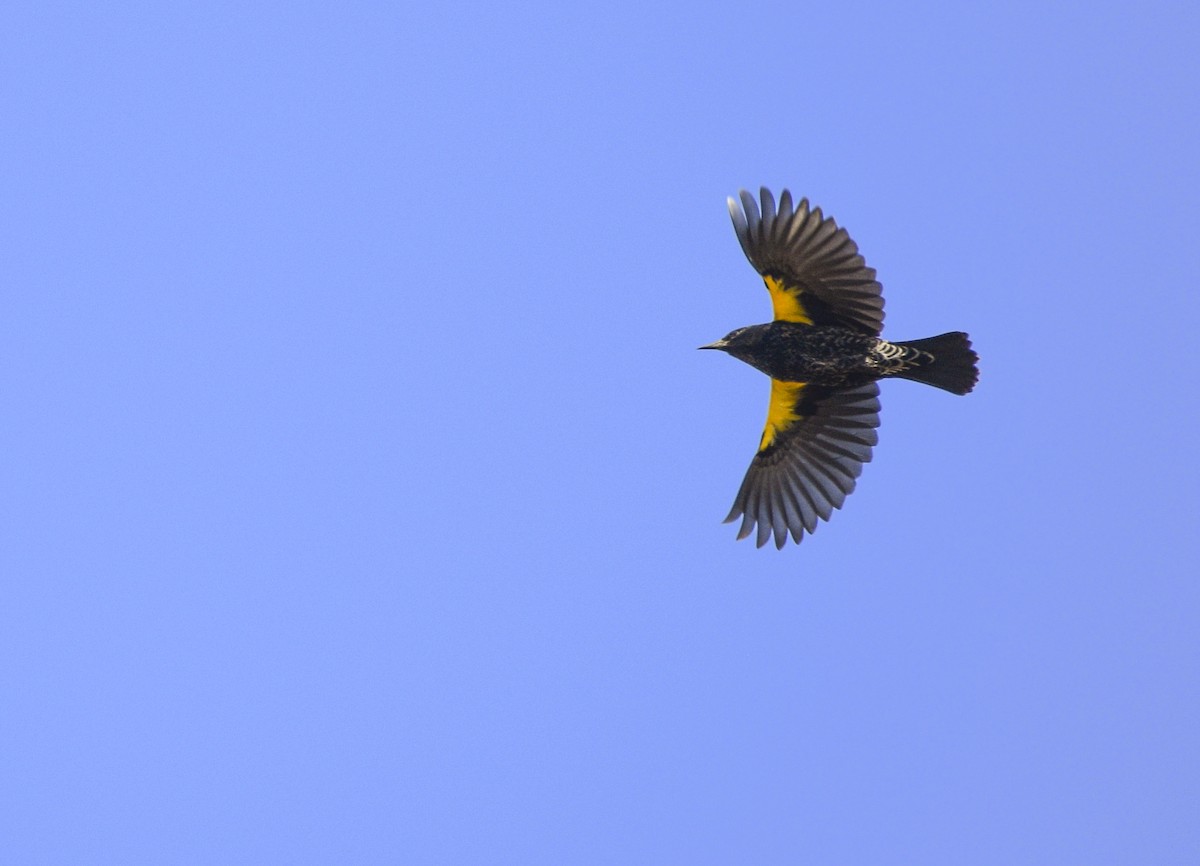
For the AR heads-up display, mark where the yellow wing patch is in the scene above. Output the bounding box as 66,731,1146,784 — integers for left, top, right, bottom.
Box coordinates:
764,275,813,324
759,380,807,452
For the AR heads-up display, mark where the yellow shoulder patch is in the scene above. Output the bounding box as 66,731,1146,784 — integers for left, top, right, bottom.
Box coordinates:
760,380,807,452
764,275,813,324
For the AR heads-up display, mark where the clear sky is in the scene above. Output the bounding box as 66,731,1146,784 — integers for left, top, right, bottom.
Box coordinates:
4,2,1198,863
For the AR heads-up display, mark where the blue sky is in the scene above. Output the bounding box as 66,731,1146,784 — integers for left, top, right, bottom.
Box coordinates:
3,2,1198,863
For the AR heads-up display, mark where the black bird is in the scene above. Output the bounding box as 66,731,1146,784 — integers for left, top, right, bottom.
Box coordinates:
701,188,978,549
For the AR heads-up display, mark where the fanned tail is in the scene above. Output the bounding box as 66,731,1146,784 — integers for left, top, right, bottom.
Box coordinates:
892,332,979,395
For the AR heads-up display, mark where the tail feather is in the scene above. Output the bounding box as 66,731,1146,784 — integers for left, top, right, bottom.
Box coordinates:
892,332,979,395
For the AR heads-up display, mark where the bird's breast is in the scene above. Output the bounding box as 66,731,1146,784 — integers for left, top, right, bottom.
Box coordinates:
756,325,877,383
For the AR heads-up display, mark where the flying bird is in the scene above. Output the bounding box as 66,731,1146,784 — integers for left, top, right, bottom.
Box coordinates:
701,188,978,549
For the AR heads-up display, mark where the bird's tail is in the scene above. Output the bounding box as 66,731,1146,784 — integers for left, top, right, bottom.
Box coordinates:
891,332,979,395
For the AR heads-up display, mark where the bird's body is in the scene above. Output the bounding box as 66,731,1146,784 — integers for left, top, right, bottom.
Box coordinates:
710,322,977,393
716,323,876,384
703,188,979,548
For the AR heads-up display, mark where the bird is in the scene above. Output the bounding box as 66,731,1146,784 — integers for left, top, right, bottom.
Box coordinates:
701,187,979,549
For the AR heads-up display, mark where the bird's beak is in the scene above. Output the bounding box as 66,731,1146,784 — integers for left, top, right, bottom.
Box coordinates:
698,339,727,351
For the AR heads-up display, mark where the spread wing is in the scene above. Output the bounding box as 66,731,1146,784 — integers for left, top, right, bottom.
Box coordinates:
728,188,884,335
726,381,881,548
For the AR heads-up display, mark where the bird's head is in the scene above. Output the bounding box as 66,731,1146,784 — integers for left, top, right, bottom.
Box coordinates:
698,325,768,363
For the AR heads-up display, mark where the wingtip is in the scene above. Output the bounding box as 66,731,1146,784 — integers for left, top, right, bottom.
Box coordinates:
755,517,772,548
777,188,794,217
727,196,747,232
758,187,776,222
738,189,760,223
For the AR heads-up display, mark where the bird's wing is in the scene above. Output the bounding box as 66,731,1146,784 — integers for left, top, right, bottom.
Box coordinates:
728,187,884,336
726,380,880,548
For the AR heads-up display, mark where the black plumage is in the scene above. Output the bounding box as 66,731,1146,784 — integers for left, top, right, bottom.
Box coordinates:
701,188,979,549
